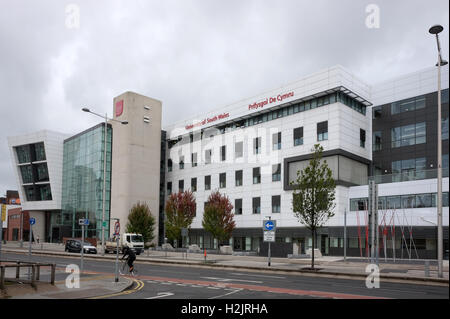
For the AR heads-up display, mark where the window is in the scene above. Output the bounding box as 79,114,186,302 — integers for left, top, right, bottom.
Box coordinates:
391,122,426,148
386,196,401,209
167,159,173,172
220,145,226,161
235,199,242,215
235,141,243,158
391,95,426,114
293,127,303,146
252,197,261,214
401,195,415,209
192,153,197,167
235,170,243,186
205,149,212,165
272,132,281,150
253,137,261,154
205,175,211,190
179,156,184,169
392,157,426,182
20,165,33,184
372,106,382,119
443,117,449,140
16,145,31,163
191,178,197,192
219,173,226,188
253,167,261,184
415,193,432,208
34,142,46,161
179,180,184,192
36,163,49,182
360,129,366,148
373,131,382,151
272,195,281,213
317,121,328,141
272,164,281,182
167,182,172,195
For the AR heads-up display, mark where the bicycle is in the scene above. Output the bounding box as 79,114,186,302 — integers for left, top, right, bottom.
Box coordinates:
119,259,138,277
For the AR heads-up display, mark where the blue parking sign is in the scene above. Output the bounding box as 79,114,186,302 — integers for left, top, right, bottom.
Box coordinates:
29,217,36,225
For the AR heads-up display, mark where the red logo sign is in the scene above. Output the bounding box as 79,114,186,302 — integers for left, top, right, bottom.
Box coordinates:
248,91,294,111
116,100,124,117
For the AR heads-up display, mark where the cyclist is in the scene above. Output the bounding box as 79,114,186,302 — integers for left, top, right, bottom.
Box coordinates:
121,246,136,274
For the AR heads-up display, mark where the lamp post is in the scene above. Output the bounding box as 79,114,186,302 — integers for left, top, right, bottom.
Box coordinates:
428,24,448,278
82,107,128,256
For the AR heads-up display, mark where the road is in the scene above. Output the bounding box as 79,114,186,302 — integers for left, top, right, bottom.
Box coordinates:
2,251,448,299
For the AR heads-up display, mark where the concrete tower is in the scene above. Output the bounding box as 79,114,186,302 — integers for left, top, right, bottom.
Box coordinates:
110,91,162,245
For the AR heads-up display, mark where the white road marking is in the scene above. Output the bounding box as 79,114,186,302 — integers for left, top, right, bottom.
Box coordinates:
201,276,263,284
146,292,174,299
229,272,286,279
209,289,241,299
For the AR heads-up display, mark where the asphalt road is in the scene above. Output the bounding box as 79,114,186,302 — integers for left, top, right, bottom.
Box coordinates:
2,252,448,299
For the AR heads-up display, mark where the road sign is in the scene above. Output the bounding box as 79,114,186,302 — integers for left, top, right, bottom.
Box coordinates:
114,221,120,236
79,219,89,226
264,231,275,242
263,219,276,231
29,217,36,225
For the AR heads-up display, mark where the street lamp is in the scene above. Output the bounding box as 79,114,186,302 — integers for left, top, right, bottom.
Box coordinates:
428,24,447,278
82,107,128,256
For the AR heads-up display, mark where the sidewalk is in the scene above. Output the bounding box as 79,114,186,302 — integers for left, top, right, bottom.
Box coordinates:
1,242,449,286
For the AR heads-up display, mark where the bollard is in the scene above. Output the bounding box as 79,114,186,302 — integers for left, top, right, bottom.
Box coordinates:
31,265,36,288
36,265,40,281
204,249,207,263
424,260,430,277
0,266,5,290
50,264,55,285
16,261,20,279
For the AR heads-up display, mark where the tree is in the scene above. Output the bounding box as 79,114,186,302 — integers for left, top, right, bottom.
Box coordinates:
291,144,336,269
202,190,236,252
164,190,197,246
125,201,156,243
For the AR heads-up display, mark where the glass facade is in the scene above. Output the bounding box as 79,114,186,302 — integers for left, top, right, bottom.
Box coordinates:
58,123,112,240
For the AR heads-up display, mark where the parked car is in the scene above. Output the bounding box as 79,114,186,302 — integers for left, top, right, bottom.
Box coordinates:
65,239,97,254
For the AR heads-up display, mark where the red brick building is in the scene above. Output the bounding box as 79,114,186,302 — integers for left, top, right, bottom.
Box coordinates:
6,208,30,241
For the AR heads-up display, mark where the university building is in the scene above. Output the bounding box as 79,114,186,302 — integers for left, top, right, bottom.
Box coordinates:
7,65,449,259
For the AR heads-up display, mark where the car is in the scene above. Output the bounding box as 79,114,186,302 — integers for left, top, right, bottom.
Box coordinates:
65,239,97,254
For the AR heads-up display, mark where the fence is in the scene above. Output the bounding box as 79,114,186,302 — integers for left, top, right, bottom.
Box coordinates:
0,261,56,290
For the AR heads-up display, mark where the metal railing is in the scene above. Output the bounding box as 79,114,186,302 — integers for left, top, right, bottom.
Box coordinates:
0,261,56,290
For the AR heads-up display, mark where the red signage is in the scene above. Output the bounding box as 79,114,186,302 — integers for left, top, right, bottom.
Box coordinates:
248,91,294,111
116,100,124,117
185,112,229,130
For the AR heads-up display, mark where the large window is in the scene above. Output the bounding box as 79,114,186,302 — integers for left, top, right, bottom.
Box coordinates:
235,141,243,158
253,167,261,184
179,180,184,192
252,197,261,214
205,149,212,164
360,129,366,148
317,121,328,141
36,163,49,182
235,170,243,186
391,95,426,114
34,142,46,161
392,157,426,182
235,199,242,215
220,145,226,161
219,173,226,188
192,153,197,167
167,182,172,195
179,156,184,170
272,132,281,150
391,122,426,148
443,117,449,140
373,131,382,151
205,175,211,190
20,165,33,184
272,195,281,213
167,159,173,172
191,178,197,192
293,127,303,146
272,164,281,182
253,137,262,154
16,145,31,164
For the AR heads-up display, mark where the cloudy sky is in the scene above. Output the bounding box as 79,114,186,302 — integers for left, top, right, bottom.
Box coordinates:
0,0,448,195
